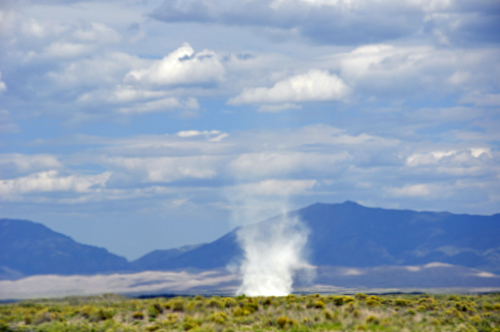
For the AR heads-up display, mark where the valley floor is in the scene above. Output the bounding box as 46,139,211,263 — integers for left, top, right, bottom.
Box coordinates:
1,292,500,332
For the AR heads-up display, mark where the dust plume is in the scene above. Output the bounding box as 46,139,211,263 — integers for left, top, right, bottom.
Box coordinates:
234,208,311,296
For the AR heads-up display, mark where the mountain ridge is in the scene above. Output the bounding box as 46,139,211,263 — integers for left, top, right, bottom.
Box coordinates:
2,201,500,280
0,218,129,279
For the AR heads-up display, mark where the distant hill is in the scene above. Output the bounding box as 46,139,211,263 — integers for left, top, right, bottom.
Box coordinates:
129,230,243,271
2,202,500,280
0,218,129,279
129,244,204,271
130,201,500,273
300,201,500,272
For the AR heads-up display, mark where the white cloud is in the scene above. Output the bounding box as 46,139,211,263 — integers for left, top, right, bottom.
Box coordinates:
118,97,199,114
258,103,302,112
0,72,6,94
173,130,229,143
229,69,349,105
104,156,220,183
470,148,492,158
461,93,500,107
276,0,452,11
334,44,500,99
229,152,352,178
238,179,317,196
0,170,110,197
124,43,225,86
48,53,146,88
406,150,458,166
72,22,121,43
177,130,221,138
387,183,441,197
0,154,62,173
151,0,498,46
43,42,94,59
405,148,493,175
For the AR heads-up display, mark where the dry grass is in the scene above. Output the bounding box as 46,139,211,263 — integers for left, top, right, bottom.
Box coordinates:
1,293,499,332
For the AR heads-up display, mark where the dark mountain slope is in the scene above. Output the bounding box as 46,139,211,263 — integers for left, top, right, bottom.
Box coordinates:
130,230,243,270
141,201,500,273
297,201,500,271
2,201,500,278
130,244,203,271
0,218,129,278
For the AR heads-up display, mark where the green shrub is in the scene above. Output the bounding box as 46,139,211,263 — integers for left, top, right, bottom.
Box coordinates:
210,312,228,324
263,297,273,306
147,324,161,331
314,301,325,309
91,308,114,321
232,307,249,317
276,316,297,329
243,301,258,313
342,296,355,303
207,298,223,309
132,311,144,320
147,305,160,318
183,316,201,331
332,296,343,306
395,298,412,307
33,310,53,325
0,322,14,332
416,305,427,312
455,323,478,332
323,310,338,321
366,297,380,306
222,298,236,308
172,301,184,312
166,313,178,323
366,315,379,325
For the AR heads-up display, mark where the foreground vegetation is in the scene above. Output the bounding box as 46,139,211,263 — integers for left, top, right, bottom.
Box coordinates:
1,293,500,332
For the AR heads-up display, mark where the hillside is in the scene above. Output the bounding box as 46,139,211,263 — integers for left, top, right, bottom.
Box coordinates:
132,201,500,273
2,201,500,279
0,218,129,279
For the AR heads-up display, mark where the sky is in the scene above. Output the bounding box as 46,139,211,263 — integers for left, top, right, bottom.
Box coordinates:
0,0,499,261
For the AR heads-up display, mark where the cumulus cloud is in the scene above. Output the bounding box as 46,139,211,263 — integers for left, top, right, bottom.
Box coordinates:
103,156,220,183
236,179,317,196
0,170,110,198
42,42,94,59
406,148,492,167
330,44,500,101
228,69,349,105
150,0,500,45
0,154,62,174
124,43,225,86
47,53,146,89
229,152,352,178
72,22,121,44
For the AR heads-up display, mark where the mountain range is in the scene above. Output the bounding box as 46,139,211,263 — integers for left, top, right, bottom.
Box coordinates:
2,201,500,281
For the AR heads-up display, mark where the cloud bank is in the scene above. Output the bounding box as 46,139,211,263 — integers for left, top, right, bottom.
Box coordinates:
228,69,349,105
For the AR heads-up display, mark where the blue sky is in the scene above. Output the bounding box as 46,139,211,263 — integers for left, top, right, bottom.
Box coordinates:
0,0,499,260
